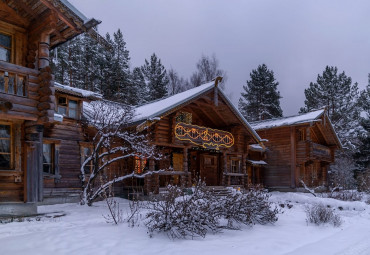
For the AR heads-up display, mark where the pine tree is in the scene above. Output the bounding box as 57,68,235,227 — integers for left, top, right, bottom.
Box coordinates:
130,67,147,105
238,64,283,121
111,29,131,102
354,82,370,170
300,66,361,150
141,53,169,101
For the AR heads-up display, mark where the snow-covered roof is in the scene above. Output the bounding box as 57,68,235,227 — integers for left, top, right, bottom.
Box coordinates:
133,81,215,123
248,144,265,152
247,160,267,165
250,109,325,130
133,80,263,145
55,82,102,100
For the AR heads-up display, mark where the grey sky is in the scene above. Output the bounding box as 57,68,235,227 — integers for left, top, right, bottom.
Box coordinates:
69,0,369,116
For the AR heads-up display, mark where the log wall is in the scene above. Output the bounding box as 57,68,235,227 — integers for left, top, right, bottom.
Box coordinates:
43,118,85,200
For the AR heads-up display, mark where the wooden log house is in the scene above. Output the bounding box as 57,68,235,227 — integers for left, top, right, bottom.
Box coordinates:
127,78,266,194
0,0,100,215
250,109,342,190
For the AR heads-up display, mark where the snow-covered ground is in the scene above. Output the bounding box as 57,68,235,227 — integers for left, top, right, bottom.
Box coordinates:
1,192,370,255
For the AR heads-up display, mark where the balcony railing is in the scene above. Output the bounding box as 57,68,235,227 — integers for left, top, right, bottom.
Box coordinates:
175,122,234,150
312,143,331,160
0,62,34,97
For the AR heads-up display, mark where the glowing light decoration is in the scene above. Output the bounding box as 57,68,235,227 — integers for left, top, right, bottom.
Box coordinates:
175,122,234,150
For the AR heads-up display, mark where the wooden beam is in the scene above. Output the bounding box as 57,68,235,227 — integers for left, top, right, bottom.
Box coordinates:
12,0,37,20
0,1,29,28
290,127,297,188
40,0,80,31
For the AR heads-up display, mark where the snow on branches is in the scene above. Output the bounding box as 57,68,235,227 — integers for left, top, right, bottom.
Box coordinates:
80,101,162,206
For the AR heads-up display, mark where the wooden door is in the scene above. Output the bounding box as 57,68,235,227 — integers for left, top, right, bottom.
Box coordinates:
200,154,218,186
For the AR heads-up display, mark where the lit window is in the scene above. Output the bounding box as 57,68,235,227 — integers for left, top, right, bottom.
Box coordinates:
134,156,147,174
43,143,55,174
0,33,11,62
0,124,12,169
176,112,192,124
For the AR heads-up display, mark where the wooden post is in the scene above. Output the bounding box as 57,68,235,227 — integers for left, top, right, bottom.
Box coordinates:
38,33,50,69
290,127,297,188
222,151,227,186
25,123,44,202
242,154,246,187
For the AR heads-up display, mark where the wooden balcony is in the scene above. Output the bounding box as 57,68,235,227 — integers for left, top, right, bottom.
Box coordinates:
0,62,41,121
311,143,332,162
175,122,234,150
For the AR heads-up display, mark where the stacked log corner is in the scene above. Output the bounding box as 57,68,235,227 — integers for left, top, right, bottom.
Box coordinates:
37,66,54,124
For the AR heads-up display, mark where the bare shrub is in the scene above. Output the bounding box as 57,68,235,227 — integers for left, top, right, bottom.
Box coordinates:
357,170,370,193
222,185,279,229
101,182,122,225
305,204,342,227
145,183,220,239
145,182,280,239
326,190,363,201
126,198,143,228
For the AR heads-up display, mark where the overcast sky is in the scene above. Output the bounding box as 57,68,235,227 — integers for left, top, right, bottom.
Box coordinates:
69,0,370,116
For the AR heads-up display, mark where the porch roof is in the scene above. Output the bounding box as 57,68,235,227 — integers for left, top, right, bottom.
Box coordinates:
55,82,102,100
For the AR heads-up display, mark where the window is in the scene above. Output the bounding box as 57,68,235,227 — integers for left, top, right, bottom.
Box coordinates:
231,159,241,173
172,153,183,171
176,111,192,124
0,124,12,169
57,96,79,119
134,156,147,174
82,147,94,174
43,143,55,174
298,129,306,141
0,33,11,62
69,100,78,118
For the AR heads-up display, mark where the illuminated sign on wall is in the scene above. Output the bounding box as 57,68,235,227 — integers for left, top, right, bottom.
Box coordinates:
175,122,234,150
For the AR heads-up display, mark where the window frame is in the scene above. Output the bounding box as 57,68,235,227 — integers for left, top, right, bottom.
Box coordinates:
42,143,55,175
56,95,80,119
0,31,12,63
80,143,94,175
42,139,61,179
134,156,147,174
0,122,14,170
175,111,192,124
230,158,241,174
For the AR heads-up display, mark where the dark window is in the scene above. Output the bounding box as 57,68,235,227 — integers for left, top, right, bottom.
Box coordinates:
0,124,11,169
83,147,94,174
0,33,11,62
43,143,55,174
231,159,241,173
176,112,192,124
57,97,79,119
69,100,78,119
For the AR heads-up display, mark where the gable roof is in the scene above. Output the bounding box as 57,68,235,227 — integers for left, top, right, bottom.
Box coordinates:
55,82,102,100
133,79,264,145
251,109,342,149
251,109,325,130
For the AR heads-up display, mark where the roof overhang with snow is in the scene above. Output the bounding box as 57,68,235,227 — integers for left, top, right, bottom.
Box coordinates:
251,109,342,149
55,82,102,100
132,78,264,147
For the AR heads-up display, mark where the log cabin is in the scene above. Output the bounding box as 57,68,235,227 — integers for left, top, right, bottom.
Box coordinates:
125,78,267,194
250,109,342,191
0,0,100,215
